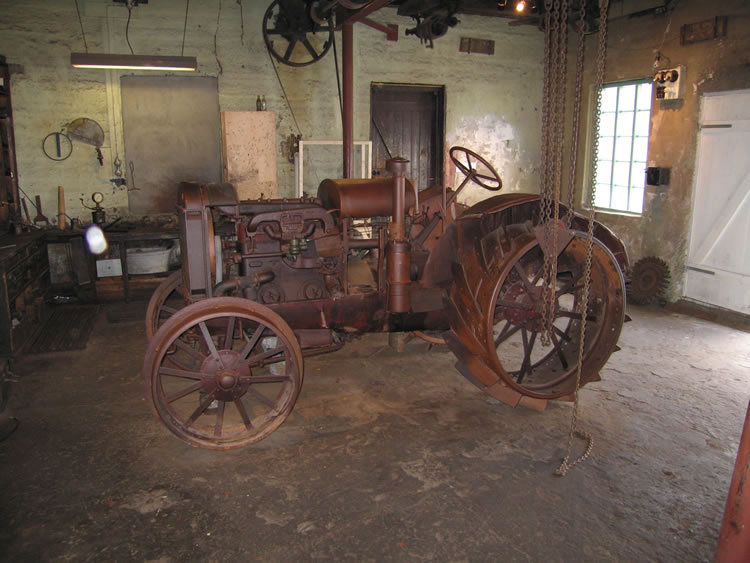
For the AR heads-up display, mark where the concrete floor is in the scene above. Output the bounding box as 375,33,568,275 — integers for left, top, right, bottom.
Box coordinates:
1,304,748,561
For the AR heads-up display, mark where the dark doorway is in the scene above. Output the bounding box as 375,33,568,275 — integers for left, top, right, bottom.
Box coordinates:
370,83,445,190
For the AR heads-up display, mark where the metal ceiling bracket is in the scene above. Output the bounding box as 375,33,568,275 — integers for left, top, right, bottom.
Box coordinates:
360,18,398,41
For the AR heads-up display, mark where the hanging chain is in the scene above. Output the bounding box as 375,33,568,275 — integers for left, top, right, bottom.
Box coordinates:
539,0,562,347
564,0,588,228
555,0,609,477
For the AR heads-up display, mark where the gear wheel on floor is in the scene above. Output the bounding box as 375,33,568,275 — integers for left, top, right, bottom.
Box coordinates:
628,256,670,305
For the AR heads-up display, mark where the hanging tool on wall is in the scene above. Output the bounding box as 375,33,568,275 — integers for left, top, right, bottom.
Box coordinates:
32,195,49,227
65,117,105,166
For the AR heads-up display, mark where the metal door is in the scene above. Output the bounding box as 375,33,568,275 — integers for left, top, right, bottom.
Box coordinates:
370,84,444,190
121,76,222,214
685,90,750,314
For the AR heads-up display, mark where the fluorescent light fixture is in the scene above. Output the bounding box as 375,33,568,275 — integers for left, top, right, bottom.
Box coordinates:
71,53,197,71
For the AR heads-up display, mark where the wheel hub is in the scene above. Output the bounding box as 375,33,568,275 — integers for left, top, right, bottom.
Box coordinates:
502,283,545,331
200,350,251,401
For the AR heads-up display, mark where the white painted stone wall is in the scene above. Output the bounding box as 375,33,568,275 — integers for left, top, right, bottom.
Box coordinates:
0,0,544,222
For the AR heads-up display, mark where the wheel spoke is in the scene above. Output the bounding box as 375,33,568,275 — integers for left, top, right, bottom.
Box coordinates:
234,397,254,429
283,39,297,61
240,324,265,360
530,265,544,286
214,399,226,437
557,282,584,297
516,328,536,384
173,338,206,361
159,366,205,380
198,321,224,368
558,310,597,322
247,345,286,367
185,391,216,427
548,330,569,369
495,322,522,347
224,316,236,349
513,263,537,296
243,374,291,384
166,381,203,404
301,38,319,59
553,324,572,342
249,386,278,410
497,299,534,311
556,270,584,296
160,305,178,316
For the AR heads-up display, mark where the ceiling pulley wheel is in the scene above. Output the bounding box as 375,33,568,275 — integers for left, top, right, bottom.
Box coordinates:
627,256,670,305
263,0,334,67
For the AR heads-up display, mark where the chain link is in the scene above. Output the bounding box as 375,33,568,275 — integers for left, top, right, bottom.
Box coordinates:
564,0,588,228
539,0,561,347
555,0,609,477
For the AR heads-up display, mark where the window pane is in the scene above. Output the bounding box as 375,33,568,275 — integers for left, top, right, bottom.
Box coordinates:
613,161,631,187
632,136,649,162
597,136,614,160
594,185,611,208
628,187,644,213
634,110,651,136
611,185,629,210
595,160,612,185
614,137,633,161
637,83,653,110
616,111,634,137
601,87,618,112
599,112,616,136
631,162,646,188
618,84,636,110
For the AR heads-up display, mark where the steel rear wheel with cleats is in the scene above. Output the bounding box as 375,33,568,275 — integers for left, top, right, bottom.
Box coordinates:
143,297,303,450
486,232,625,399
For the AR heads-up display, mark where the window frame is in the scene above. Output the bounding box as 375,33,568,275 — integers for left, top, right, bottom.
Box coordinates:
583,77,653,216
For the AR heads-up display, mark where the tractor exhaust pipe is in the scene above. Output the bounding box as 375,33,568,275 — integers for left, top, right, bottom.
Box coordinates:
386,157,411,313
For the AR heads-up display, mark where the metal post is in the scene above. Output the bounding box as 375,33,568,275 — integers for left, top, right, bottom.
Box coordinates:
342,23,354,179
716,400,750,563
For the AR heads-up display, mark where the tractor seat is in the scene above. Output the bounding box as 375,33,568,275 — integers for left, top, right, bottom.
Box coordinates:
317,177,416,218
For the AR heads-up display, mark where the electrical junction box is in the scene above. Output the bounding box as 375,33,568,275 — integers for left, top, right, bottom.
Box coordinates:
654,65,685,100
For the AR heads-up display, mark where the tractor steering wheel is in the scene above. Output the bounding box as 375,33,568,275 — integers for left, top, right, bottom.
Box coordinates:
449,146,503,191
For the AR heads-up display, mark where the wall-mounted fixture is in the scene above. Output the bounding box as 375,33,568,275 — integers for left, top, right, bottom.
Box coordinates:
646,166,671,186
654,65,684,100
70,53,197,72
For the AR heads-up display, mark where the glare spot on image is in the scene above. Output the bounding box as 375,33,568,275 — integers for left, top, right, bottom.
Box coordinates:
85,225,108,255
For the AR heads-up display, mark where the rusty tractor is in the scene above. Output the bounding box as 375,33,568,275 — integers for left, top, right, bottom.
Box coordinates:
142,146,627,449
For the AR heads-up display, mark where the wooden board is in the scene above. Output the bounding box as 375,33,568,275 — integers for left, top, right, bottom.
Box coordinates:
221,111,278,200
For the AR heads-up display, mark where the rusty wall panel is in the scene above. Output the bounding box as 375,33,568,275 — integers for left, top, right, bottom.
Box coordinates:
122,76,221,215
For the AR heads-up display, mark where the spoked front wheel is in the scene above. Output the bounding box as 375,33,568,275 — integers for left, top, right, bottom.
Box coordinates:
143,297,303,450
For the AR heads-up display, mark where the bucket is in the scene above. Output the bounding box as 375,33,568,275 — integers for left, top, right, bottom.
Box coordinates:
126,245,172,275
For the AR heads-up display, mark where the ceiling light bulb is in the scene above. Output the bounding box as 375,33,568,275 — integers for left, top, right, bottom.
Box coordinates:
515,0,527,12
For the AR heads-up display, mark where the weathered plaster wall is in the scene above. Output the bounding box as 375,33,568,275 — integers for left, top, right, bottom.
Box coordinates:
567,0,750,300
0,1,544,224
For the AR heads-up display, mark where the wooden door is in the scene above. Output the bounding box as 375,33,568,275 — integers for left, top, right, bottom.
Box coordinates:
370,84,444,190
685,90,750,314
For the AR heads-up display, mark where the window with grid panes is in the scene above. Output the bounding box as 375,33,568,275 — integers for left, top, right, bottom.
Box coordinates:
593,80,653,214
